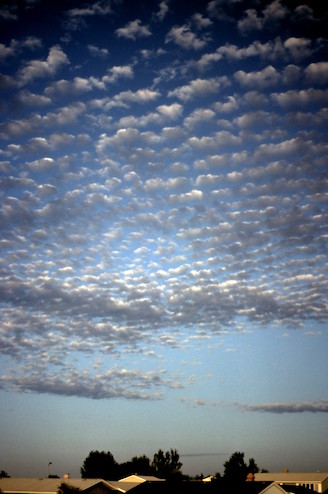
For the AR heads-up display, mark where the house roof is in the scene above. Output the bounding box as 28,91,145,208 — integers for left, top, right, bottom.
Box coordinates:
118,476,164,483
255,473,328,483
259,483,292,494
0,477,116,493
106,481,145,493
118,481,215,494
0,476,166,494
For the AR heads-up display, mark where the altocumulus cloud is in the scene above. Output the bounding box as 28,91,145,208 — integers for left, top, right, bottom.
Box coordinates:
0,365,182,400
238,400,328,413
0,0,327,407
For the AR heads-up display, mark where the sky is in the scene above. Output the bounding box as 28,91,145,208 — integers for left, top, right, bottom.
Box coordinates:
0,0,328,479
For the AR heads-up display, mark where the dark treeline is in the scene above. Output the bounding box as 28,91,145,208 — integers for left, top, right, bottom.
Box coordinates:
80,448,183,480
0,449,266,486
80,449,266,481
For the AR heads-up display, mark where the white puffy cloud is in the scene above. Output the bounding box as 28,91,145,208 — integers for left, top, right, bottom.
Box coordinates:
21,36,42,50
144,176,189,193
0,102,86,140
0,37,42,60
192,13,213,29
188,131,241,151
169,189,203,203
234,110,276,129
0,41,16,60
271,88,328,107
238,0,289,33
238,9,263,33
196,174,221,186
157,103,183,119
242,90,269,107
214,95,239,113
87,44,109,57
103,65,134,83
284,37,312,61
115,88,160,104
262,0,289,23
115,19,151,40
293,4,314,22
15,89,51,106
217,38,288,62
165,24,209,50
73,76,105,91
0,366,178,400
1,0,327,411
254,137,312,160
96,128,139,152
65,1,112,29
161,126,185,140
67,1,112,17
194,50,223,71
168,77,225,101
234,65,280,88
0,3,18,20
239,400,328,414
183,108,215,128
305,61,328,84
155,0,170,21
17,45,69,85
206,0,243,22
282,64,301,85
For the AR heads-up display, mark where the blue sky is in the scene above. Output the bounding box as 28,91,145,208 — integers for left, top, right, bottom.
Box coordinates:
0,0,328,479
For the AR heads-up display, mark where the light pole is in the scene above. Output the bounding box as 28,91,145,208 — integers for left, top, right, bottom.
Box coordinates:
47,462,52,477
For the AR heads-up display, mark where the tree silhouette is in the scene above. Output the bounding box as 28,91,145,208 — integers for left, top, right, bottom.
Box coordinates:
223,452,261,484
247,458,259,474
80,450,118,479
223,452,247,484
119,455,154,478
152,449,182,480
